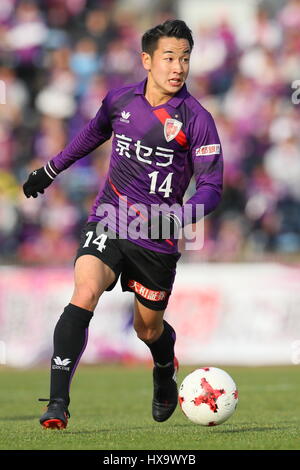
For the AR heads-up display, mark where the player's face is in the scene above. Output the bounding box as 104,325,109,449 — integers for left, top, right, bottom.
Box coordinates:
142,36,191,100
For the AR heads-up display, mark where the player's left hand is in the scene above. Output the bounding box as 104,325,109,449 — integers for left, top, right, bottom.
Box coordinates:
147,213,181,242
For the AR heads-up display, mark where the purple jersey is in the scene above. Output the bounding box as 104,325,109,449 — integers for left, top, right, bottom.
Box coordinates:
51,78,223,253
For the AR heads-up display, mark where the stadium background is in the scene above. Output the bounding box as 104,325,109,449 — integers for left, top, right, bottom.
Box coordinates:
1,0,300,368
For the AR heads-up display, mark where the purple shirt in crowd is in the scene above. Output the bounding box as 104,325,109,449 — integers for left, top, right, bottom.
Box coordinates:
51,78,223,253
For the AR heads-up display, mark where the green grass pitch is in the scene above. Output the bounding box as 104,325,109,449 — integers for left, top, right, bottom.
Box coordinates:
0,364,299,450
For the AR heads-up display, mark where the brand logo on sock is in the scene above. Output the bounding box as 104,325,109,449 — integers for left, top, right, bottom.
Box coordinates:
52,356,72,371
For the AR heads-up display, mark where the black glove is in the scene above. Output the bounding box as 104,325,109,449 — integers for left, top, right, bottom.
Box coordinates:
147,213,182,242
23,162,58,198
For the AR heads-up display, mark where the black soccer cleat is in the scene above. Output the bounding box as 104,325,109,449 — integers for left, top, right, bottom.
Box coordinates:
152,357,179,422
39,398,70,430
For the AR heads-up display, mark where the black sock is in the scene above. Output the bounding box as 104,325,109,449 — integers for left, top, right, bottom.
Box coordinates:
49,303,93,406
145,320,176,368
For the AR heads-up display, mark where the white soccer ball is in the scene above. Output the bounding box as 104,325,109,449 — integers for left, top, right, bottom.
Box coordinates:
178,367,238,426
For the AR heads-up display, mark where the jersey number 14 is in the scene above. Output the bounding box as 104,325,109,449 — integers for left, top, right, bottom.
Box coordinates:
148,171,173,198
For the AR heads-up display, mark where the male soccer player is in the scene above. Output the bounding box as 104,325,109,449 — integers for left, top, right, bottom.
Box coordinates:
23,19,223,429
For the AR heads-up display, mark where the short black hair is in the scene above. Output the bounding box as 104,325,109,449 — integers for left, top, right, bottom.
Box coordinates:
141,19,194,56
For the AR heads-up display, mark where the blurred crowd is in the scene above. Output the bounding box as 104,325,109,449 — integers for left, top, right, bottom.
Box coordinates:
0,0,300,265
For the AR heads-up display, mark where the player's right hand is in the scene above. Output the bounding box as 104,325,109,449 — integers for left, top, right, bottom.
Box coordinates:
23,167,54,198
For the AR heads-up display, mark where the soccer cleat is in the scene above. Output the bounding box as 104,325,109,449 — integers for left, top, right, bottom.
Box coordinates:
39,398,70,429
152,357,179,422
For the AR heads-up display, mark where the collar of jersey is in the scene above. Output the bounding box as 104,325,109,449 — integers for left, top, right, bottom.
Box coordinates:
134,78,188,108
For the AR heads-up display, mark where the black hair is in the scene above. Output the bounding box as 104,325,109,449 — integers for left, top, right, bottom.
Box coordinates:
141,19,194,56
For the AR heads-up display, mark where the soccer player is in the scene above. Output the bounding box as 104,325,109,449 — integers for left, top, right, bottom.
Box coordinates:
23,19,223,429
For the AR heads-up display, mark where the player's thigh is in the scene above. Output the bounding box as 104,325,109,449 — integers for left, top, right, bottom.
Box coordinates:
71,254,116,308
133,296,165,343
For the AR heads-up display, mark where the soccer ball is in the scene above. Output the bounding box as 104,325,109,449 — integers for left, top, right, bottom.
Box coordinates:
178,367,238,426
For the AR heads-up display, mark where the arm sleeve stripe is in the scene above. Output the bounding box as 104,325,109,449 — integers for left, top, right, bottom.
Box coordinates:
48,161,58,177
44,165,55,180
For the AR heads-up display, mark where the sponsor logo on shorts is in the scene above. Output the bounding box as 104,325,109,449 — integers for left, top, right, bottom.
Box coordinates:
195,144,221,156
128,280,167,301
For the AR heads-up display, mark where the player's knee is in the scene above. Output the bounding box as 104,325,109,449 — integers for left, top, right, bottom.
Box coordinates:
134,324,161,344
71,283,101,311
